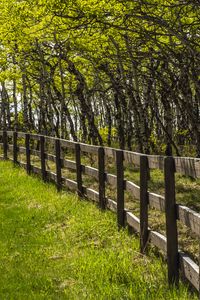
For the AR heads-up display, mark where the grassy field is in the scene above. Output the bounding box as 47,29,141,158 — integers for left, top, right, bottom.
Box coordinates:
21,146,199,263
0,161,198,299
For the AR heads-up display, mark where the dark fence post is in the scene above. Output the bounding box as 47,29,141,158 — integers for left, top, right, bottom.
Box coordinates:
25,133,31,174
40,135,46,182
13,131,18,164
3,131,8,160
55,138,62,191
116,150,125,229
98,147,106,210
140,155,149,253
75,143,83,197
164,156,179,286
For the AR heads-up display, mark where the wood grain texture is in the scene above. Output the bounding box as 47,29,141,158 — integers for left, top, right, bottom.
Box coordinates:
55,139,62,191
63,159,76,170
147,155,164,170
79,143,98,154
3,131,200,177
106,173,117,187
174,157,200,178
29,133,40,141
98,147,106,209
149,231,167,253
85,188,99,203
25,134,31,175
125,181,140,199
140,155,149,253
75,143,83,197
123,151,141,166
177,205,200,237
179,252,199,291
106,198,117,212
164,156,179,286
40,135,46,182
104,147,116,159
60,139,75,149
148,192,165,211
126,212,140,233
62,178,78,191
46,170,57,182
116,150,125,228
83,165,99,180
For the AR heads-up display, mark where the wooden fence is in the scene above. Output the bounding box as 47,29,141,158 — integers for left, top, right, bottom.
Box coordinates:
0,130,199,293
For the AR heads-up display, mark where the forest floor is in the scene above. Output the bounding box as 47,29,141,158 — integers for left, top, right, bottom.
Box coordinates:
0,161,198,299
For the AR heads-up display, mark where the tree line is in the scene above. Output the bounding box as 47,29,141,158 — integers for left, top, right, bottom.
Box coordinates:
0,0,200,156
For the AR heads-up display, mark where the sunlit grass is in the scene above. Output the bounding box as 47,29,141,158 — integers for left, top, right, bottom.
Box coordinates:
0,161,198,299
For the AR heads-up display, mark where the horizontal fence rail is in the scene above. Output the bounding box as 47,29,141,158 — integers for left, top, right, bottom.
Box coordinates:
3,130,200,178
0,130,199,294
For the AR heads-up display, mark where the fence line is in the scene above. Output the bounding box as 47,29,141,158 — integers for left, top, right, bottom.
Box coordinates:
0,130,199,293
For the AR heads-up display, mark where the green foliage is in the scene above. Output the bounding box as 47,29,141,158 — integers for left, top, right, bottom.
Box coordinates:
99,127,117,143
175,129,191,143
0,0,200,153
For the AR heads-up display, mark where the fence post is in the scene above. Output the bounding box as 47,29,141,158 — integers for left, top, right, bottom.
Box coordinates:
164,156,179,286
25,133,31,174
116,150,125,229
75,143,83,197
40,135,46,182
140,155,149,254
13,131,18,164
3,131,8,160
98,147,106,210
55,138,62,191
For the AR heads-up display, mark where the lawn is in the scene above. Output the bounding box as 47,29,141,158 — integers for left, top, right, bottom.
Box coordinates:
0,161,198,299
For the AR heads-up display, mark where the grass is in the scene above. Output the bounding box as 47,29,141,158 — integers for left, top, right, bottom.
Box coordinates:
4,144,200,263
0,161,198,299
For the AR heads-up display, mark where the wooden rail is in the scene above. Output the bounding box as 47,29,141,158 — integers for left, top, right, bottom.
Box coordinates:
0,130,199,294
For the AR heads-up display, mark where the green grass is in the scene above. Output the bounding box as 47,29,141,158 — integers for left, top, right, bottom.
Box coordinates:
4,148,200,262
0,161,198,299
